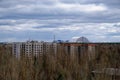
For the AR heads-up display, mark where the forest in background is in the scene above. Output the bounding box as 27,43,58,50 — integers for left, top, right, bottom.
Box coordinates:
0,43,120,80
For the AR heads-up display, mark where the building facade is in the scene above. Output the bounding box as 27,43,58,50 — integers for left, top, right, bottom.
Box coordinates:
12,41,57,57
12,41,96,60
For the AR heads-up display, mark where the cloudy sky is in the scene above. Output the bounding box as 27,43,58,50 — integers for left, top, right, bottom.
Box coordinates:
0,0,120,42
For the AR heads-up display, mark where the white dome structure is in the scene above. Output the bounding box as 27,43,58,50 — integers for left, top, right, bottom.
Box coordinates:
76,36,89,43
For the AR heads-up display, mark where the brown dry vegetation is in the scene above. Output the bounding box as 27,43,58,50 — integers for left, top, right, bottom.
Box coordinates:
0,43,120,80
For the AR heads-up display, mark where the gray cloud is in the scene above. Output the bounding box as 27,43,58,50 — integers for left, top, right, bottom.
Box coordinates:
0,0,120,42
0,0,119,21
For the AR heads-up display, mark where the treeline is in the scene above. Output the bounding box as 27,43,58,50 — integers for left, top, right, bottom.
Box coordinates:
0,44,120,80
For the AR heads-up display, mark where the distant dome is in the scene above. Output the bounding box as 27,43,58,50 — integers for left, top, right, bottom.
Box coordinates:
76,37,89,43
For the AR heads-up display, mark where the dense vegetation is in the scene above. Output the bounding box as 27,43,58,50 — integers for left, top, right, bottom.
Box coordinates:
0,43,120,80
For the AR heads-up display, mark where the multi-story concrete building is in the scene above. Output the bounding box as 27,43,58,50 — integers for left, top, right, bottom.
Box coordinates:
12,40,96,60
59,43,96,61
12,41,57,57
12,42,22,57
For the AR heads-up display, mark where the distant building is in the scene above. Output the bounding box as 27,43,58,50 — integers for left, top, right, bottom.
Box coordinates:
59,43,96,61
12,39,96,60
12,42,22,57
12,41,57,57
76,36,89,43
